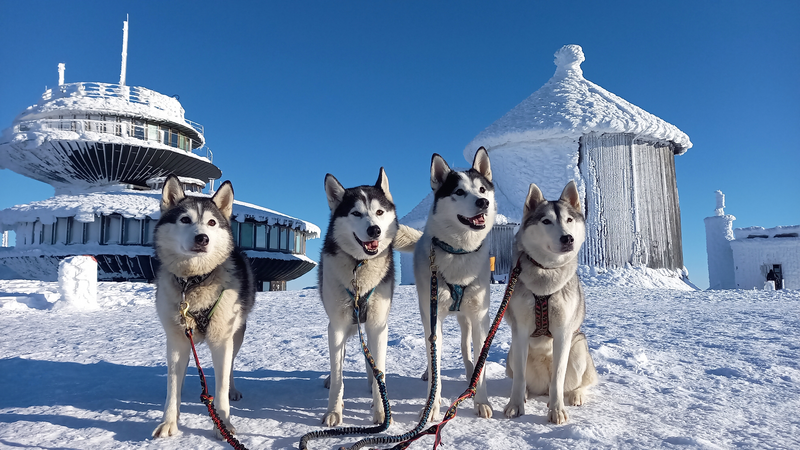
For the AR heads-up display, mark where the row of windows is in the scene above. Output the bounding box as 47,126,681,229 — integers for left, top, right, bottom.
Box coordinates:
18,216,307,255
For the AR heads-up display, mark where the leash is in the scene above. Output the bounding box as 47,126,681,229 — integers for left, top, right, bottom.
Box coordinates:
177,276,248,450
299,260,393,450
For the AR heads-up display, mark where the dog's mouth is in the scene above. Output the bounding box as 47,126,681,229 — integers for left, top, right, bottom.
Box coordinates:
560,243,574,253
190,245,207,253
458,213,486,230
353,233,380,256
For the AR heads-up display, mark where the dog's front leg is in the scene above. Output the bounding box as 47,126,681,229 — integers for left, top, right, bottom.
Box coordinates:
503,324,529,418
471,312,493,418
365,316,389,424
323,322,347,426
208,337,236,438
153,332,190,438
548,327,572,424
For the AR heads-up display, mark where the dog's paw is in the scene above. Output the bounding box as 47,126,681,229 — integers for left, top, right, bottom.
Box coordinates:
152,420,179,438
548,405,569,424
475,402,493,418
419,404,441,423
323,374,331,389
229,387,243,402
503,400,525,419
565,389,586,406
214,422,237,440
322,410,342,427
372,407,391,425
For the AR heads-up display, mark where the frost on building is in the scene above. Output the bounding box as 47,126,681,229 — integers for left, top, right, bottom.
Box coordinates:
705,191,799,290
0,19,319,290
401,44,692,284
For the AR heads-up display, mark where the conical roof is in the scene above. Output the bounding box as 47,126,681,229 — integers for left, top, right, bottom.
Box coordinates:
463,45,692,162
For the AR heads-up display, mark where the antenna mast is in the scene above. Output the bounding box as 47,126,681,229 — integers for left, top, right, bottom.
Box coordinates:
119,15,129,86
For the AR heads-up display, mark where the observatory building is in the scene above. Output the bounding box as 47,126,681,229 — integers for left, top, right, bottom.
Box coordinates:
0,20,318,290
402,45,692,283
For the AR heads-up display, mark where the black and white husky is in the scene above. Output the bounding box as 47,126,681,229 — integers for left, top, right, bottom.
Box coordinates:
319,168,419,427
413,148,497,420
503,181,598,424
152,175,255,439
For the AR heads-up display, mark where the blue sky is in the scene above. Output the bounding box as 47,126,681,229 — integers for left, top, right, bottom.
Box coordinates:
1,1,798,289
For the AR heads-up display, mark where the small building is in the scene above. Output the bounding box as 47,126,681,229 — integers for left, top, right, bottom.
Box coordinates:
401,44,692,284
705,191,799,290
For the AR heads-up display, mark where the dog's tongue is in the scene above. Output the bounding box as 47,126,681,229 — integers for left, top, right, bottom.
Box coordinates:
469,214,485,226
364,240,379,251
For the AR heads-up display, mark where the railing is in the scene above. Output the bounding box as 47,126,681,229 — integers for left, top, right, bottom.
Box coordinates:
40,82,204,134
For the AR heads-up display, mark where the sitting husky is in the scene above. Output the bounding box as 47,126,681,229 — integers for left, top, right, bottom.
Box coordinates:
413,148,497,420
152,175,255,439
320,168,419,426
503,181,598,424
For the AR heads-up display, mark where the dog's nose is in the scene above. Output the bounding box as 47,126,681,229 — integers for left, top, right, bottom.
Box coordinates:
367,225,381,239
560,234,574,245
475,198,489,209
195,234,209,246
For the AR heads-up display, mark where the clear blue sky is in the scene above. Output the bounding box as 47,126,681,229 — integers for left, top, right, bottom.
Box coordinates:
1,1,798,289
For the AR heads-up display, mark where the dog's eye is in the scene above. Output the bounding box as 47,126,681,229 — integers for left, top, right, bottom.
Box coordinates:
352,211,362,217
180,217,191,224
376,210,384,216
567,217,573,223
455,189,465,196
479,187,486,193
542,219,552,225
208,219,217,226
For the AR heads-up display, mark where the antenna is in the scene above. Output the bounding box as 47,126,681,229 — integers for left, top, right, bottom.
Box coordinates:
119,15,129,86
58,63,65,86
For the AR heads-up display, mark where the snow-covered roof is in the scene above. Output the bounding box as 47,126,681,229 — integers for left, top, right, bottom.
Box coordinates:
463,45,692,162
733,225,800,240
0,189,320,238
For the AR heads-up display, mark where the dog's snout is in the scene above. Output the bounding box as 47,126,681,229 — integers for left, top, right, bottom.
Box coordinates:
560,234,574,245
367,225,381,239
195,234,209,246
475,198,490,209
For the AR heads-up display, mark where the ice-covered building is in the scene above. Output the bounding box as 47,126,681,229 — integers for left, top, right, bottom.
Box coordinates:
0,20,319,290
705,191,798,290
401,44,692,284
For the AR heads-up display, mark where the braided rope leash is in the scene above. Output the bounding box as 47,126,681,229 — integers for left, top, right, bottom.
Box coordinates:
299,261,393,450
343,246,443,450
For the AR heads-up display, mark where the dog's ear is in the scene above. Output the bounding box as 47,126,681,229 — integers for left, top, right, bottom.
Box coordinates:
375,167,393,204
325,174,345,211
212,181,235,218
559,180,581,211
160,175,185,214
430,153,451,191
523,183,545,218
471,147,492,182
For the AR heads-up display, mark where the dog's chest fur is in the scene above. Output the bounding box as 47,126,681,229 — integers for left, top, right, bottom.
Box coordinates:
513,255,585,331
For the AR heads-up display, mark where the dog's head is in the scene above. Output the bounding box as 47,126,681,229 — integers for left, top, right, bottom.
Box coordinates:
154,175,235,277
426,147,496,248
518,181,585,267
324,167,399,260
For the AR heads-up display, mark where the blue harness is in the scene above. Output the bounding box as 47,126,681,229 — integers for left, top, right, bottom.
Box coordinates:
431,236,482,312
346,286,375,324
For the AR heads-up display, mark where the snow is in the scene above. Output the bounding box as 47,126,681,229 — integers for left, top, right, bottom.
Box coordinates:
55,255,98,311
1,275,796,449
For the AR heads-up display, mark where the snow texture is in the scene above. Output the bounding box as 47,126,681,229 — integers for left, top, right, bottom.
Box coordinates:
3,271,796,449
55,255,98,311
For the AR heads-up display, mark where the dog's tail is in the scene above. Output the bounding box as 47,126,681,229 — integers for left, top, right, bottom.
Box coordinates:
394,224,423,253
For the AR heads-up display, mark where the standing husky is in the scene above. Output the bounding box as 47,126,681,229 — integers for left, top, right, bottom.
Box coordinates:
320,168,412,427
414,147,496,420
152,175,255,439
503,181,598,424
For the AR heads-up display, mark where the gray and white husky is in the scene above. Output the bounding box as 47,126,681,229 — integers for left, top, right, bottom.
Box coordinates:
152,175,255,439
503,181,598,424
413,147,497,420
319,168,420,427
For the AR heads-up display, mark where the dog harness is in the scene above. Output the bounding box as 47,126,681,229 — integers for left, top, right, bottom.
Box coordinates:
431,236,482,312
345,286,374,324
523,255,553,337
175,274,225,335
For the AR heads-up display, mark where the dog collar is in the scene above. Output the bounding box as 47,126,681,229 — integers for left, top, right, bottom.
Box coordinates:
432,236,481,254
525,254,550,270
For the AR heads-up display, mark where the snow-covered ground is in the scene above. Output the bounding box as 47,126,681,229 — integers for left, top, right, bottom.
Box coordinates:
0,276,798,449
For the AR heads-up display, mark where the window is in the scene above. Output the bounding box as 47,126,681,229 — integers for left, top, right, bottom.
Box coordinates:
278,227,288,251
287,229,295,253
133,120,145,140
123,218,141,244
231,221,239,246
240,222,254,248
103,215,122,244
170,130,178,148
143,218,154,245
42,223,53,245
55,217,69,244
69,218,84,244
269,225,279,250
295,232,303,254
255,224,267,249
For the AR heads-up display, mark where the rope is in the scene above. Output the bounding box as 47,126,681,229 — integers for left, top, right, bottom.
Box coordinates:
185,328,248,450
298,261,393,450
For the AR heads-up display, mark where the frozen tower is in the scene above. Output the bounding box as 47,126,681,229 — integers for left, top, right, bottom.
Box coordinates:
704,191,736,289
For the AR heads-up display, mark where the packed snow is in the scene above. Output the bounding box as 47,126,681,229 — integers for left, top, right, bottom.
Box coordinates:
0,270,797,449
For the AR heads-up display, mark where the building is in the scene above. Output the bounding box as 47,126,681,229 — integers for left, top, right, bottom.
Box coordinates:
0,19,318,291
705,191,799,290
401,45,692,284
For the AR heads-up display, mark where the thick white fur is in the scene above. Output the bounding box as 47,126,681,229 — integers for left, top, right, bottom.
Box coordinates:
503,181,598,424
320,168,399,427
413,148,497,420
152,178,249,439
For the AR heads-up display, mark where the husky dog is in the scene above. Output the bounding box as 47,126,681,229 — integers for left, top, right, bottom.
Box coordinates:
503,181,598,424
152,175,255,439
413,148,497,420
320,168,419,427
